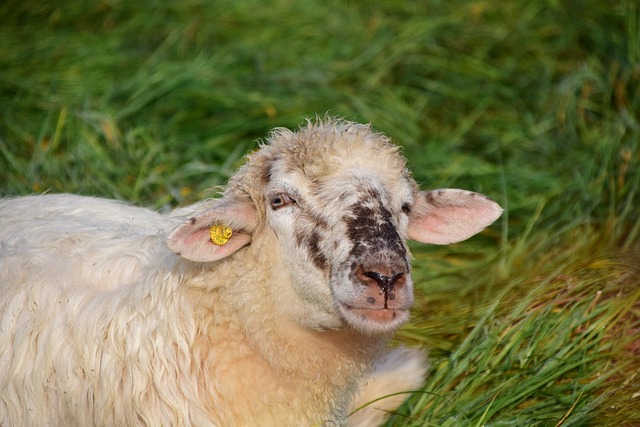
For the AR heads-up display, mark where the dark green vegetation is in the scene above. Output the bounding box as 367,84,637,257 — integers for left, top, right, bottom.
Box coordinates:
1,0,638,425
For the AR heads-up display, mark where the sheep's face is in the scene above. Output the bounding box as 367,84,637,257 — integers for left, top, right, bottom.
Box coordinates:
264,158,417,334
167,119,503,335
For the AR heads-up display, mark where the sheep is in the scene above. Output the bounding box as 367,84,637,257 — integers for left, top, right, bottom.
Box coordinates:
0,118,503,427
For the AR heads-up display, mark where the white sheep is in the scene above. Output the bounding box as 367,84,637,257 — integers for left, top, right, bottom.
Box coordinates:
0,118,502,426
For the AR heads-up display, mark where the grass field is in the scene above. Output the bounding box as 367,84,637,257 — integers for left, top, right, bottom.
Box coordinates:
1,0,639,425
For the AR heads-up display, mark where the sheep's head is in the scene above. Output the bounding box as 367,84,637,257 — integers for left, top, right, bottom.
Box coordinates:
167,119,502,334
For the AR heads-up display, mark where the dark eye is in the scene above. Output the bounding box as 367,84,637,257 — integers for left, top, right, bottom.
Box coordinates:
401,203,412,214
270,193,296,209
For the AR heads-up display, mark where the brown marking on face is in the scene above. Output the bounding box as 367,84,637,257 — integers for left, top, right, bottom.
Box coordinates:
306,209,329,230
260,164,273,187
307,231,328,271
344,199,407,262
295,227,329,272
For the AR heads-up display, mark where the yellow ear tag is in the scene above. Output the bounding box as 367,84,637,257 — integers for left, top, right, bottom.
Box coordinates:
209,224,233,245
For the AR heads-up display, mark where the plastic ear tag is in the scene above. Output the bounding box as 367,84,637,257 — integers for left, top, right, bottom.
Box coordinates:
209,224,233,245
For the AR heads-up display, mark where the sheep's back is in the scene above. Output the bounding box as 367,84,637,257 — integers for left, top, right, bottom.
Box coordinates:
0,194,204,425
0,194,167,291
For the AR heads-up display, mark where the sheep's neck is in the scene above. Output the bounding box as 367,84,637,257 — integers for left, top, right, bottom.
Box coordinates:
190,291,387,426
186,253,391,425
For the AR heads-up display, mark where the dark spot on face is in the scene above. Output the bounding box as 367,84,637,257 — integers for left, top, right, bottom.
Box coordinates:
287,184,339,274
392,311,397,319
387,292,395,300
260,164,273,186
189,217,197,225
367,297,376,304
344,194,407,262
307,231,328,271
307,209,329,229
296,228,329,272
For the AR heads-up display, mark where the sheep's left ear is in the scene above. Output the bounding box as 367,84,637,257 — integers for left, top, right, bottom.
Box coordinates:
407,189,503,245
166,197,258,262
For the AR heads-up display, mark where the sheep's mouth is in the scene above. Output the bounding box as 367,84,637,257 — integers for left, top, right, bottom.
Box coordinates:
338,303,409,332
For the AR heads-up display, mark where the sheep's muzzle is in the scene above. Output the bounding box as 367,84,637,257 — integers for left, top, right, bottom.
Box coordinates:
337,260,413,333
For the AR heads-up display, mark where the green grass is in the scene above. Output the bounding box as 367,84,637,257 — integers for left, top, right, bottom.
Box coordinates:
1,0,639,425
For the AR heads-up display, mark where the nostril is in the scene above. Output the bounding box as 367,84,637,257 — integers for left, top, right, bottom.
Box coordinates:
363,270,404,293
363,271,386,287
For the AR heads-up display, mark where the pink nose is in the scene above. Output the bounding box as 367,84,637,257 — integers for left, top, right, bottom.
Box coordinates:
362,270,404,294
356,265,407,308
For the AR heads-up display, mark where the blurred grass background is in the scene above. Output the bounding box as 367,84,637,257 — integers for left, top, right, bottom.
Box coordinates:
1,0,639,425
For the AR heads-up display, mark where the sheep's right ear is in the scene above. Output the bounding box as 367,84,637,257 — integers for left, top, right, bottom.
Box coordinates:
407,189,502,245
166,198,257,262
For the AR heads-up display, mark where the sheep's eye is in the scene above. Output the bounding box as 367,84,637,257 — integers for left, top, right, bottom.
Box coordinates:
270,193,295,209
401,203,412,214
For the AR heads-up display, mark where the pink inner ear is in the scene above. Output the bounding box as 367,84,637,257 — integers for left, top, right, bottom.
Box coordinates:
168,224,252,263
166,198,257,262
407,189,503,245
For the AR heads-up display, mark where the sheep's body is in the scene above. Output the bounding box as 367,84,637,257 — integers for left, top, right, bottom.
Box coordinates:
0,195,375,425
0,195,353,425
0,119,502,426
